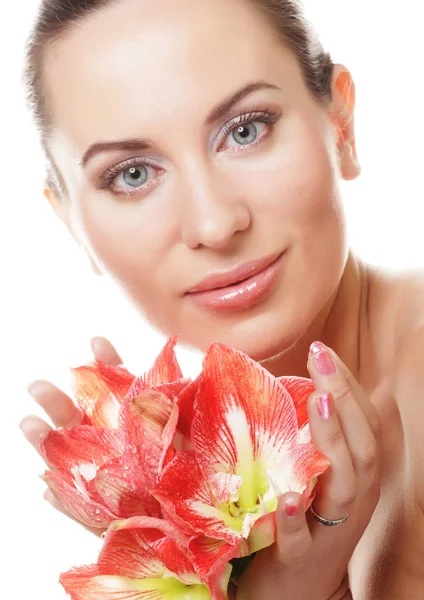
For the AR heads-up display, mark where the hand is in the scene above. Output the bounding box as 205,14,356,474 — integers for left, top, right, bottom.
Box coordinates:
236,342,381,600
19,337,123,536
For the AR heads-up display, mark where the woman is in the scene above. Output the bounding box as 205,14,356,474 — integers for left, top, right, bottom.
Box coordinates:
19,0,424,598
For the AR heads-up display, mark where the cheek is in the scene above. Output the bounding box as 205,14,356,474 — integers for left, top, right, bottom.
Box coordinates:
75,193,173,292
237,110,344,240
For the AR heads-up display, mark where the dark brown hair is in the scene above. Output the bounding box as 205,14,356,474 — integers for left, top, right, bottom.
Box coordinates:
23,0,334,198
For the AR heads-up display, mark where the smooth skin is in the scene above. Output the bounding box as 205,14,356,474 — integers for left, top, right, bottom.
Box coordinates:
20,0,424,598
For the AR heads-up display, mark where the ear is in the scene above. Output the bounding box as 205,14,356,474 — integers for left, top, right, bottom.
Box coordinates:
43,181,103,277
329,65,361,181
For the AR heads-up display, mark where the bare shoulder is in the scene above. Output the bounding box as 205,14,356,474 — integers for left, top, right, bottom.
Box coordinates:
367,264,424,360
368,265,424,508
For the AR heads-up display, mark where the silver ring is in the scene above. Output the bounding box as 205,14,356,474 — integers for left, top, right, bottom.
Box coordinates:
309,503,349,527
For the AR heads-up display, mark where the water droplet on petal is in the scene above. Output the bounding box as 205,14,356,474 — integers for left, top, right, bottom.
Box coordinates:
95,509,100,515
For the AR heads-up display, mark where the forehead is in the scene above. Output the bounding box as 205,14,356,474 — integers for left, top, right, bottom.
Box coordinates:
44,0,302,150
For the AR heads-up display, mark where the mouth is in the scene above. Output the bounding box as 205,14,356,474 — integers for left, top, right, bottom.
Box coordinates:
187,250,284,294
186,251,285,312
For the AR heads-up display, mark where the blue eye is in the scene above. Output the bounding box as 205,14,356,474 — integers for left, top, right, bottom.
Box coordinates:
99,159,161,196
221,109,283,151
122,165,148,187
232,123,258,145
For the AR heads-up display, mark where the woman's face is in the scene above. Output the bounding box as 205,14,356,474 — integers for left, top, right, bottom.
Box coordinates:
44,0,358,361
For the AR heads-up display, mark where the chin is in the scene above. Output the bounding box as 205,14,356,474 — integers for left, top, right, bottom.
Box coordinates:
175,309,306,364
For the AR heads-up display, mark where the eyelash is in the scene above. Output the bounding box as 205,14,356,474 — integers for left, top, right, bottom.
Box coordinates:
98,108,283,196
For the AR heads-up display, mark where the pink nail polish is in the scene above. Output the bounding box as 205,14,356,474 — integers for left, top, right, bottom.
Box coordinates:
317,393,334,419
310,342,336,376
285,500,301,517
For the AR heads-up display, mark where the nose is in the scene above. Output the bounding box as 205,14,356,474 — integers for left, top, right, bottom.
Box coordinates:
179,165,251,250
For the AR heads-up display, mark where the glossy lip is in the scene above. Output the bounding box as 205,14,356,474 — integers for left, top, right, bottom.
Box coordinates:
187,251,285,312
187,250,283,294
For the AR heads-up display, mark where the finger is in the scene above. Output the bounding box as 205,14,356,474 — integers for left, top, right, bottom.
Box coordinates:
20,415,53,456
43,489,104,538
90,336,123,366
307,343,379,489
27,380,83,428
307,392,357,521
275,492,312,566
327,347,381,439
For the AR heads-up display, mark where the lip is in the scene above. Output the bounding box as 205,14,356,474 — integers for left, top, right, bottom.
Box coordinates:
187,251,283,294
186,251,285,311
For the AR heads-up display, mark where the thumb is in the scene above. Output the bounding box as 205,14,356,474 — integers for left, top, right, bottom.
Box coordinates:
275,492,312,565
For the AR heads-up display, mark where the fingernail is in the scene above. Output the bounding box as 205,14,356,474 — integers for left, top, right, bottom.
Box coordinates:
317,393,334,419
310,342,336,376
27,381,44,398
285,499,301,517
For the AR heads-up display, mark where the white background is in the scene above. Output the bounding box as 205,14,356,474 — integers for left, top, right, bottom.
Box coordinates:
1,0,423,597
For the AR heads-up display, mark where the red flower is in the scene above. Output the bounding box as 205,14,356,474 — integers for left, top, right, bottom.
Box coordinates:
153,343,330,577
60,517,231,600
41,337,191,528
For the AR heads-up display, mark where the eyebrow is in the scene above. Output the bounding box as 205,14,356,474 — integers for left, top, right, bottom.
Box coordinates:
80,80,281,168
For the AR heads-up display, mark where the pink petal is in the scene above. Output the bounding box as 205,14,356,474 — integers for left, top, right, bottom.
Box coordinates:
71,361,134,428
42,471,119,528
41,426,124,476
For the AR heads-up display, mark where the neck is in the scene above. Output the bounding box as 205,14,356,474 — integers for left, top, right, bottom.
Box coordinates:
260,250,370,380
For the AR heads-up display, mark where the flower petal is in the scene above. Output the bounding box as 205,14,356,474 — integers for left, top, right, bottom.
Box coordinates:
125,337,184,400
42,471,119,528
193,344,300,509
100,525,229,600
278,376,315,429
175,379,199,441
61,524,217,600
60,564,211,600
144,336,184,386
267,442,330,498
119,389,180,487
85,454,161,519
41,426,124,476
154,452,242,545
71,361,134,428
188,535,239,580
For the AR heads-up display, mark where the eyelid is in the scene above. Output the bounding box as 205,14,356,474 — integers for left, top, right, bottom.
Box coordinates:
215,107,283,151
99,157,149,188
97,106,283,196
